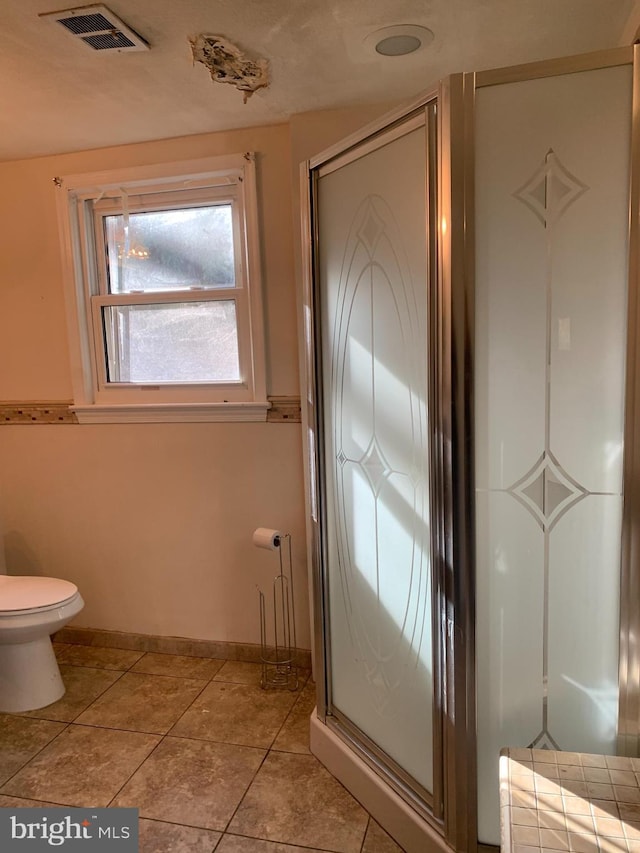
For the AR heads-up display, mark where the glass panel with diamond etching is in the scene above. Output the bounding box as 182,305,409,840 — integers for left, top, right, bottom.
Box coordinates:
318,125,433,792
475,65,632,844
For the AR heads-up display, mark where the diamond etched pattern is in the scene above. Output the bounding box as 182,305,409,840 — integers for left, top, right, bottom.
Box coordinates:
529,730,561,750
358,437,392,496
357,203,385,255
513,148,589,227
507,451,588,532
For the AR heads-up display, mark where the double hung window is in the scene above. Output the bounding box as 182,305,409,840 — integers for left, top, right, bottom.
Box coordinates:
56,154,267,422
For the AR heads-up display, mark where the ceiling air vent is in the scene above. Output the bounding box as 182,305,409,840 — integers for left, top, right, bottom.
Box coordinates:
39,4,149,52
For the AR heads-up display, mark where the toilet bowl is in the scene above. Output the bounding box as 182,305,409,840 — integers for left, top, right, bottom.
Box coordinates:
0,575,84,712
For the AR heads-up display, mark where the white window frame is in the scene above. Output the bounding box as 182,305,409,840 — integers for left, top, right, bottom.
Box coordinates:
56,153,268,423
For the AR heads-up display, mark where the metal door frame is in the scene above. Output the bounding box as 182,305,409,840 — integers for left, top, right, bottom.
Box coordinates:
299,89,477,850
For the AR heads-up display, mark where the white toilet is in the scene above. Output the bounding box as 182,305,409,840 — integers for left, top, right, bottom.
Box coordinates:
0,575,84,712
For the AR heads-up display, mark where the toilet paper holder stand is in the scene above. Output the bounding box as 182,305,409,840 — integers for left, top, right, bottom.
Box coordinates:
257,533,299,691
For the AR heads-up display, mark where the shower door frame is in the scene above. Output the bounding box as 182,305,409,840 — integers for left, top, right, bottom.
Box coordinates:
300,90,478,852
456,42,640,756
301,43,640,853
446,43,640,849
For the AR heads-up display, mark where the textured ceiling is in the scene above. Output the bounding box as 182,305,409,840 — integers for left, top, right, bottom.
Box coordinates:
0,0,637,161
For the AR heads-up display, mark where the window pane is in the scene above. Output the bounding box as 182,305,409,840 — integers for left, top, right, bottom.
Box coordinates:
103,301,240,383
105,205,235,293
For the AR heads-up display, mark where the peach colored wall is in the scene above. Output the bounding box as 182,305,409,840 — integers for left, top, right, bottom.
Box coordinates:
0,424,305,644
0,123,299,398
289,102,398,168
0,122,309,646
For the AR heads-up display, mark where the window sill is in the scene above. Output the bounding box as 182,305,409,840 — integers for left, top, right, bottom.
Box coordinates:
71,401,271,424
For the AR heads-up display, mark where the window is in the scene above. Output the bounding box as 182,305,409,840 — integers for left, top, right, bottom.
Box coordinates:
56,154,268,422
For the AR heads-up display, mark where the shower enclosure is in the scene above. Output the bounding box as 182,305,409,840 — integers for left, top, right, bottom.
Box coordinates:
301,46,640,853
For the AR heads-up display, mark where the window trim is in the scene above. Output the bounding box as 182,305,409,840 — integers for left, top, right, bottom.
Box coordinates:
56,153,269,423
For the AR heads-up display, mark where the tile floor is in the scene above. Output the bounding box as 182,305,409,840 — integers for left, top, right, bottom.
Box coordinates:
501,747,640,853
0,643,405,853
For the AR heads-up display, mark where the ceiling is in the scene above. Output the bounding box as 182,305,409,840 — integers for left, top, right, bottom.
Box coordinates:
0,0,638,162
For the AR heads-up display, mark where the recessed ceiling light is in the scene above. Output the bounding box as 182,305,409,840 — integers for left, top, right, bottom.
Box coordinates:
376,35,421,56
364,25,434,58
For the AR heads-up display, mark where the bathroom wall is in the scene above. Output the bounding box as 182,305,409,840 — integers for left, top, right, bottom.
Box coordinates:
0,122,308,647
0,105,392,649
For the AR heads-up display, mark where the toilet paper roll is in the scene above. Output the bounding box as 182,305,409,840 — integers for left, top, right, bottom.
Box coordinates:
253,528,282,550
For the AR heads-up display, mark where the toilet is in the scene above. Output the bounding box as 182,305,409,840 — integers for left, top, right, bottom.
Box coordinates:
0,575,84,712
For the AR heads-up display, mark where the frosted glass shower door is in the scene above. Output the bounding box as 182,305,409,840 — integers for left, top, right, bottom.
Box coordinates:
474,64,633,844
317,117,434,795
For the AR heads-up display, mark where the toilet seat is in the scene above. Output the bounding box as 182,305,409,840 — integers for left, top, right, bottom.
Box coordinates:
0,575,84,713
0,576,79,615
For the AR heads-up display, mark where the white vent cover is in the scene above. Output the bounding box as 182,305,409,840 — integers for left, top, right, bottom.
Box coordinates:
39,4,149,52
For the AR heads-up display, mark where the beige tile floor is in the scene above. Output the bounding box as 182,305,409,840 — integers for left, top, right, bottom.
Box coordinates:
0,644,405,853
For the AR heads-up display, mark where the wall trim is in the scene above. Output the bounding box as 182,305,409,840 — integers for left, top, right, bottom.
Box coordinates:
0,396,301,425
0,401,78,424
54,624,312,668
267,396,302,422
